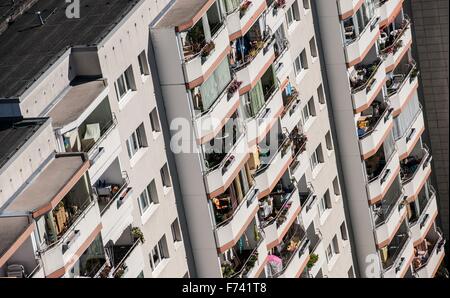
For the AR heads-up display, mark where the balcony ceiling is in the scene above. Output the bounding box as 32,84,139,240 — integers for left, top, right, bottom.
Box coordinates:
48,78,108,129
2,153,89,218
153,0,214,30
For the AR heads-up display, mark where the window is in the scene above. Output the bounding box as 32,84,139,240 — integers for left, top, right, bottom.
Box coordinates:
171,218,182,242
310,144,323,170
149,108,161,133
317,83,326,105
303,0,310,10
340,222,349,241
318,189,331,217
126,123,147,159
325,131,333,151
160,163,172,189
326,236,340,263
138,180,159,215
332,235,340,254
326,244,333,262
333,176,341,196
149,235,169,271
301,97,315,125
293,49,308,76
138,51,150,76
309,36,318,58
115,65,136,100
286,1,300,27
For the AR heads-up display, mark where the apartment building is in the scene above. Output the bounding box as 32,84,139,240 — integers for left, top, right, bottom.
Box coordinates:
0,0,189,278
150,0,354,278
315,0,446,277
0,0,446,279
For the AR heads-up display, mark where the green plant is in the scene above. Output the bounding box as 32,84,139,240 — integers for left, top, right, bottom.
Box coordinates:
222,263,235,278
114,266,125,278
307,253,319,269
131,227,145,243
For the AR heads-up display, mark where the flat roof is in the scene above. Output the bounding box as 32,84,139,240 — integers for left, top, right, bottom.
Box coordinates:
4,153,89,217
0,0,141,99
154,0,214,30
0,117,48,170
48,78,108,129
0,216,34,267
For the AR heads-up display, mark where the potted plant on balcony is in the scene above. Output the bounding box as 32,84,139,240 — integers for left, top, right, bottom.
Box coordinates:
410,67,419,82
275,0,286,8
222,262,235,278
131,227,145,243
227,80,242,99
239,1,252,17
201,41,216,62
307,253,319,269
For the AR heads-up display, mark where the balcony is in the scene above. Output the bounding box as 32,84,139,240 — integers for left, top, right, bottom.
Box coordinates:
226,0,267,40
94,160,134,243
373,179,407,246
58,103,120,181
232,25,275,92
413,228,446,278
221,222,268,278
298,185,317,229
401,146,432,200
381,228,414,278
408,185,438,244
387,62,420,116
337,0,364,19
365,141,400,204
380,17,412,72
343,15,380,66
254,134,294,197
214,187,259,250
193,79,241,143
0,216,40,278
377,0,405,27
182,22,230,84
39,199,102,277
259,183,302,248
357,100,394,158
203,122,250,196
280,83,303,132
350,58,386,113
289,129,309,181
266,224,310,278
98,226,145,278
245,86,284,145
265,0,287,30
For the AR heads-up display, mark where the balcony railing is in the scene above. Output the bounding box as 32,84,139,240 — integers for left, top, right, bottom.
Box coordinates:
215,187,258,228
380,18,411,56
269,224,308,277
259,186,297,229
387,61,418,97
351,58,384,94
111,238,142,278
86,114,118,160
232,32,274,72
254,135,292,176
400,145,431,184
358,102,393,139
95,171,131,216
382,230,410,271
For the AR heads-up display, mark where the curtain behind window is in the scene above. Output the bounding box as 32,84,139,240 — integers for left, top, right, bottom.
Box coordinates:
393,94,421,139
200,58,232,111
383,131,396,160
248,80,265,117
